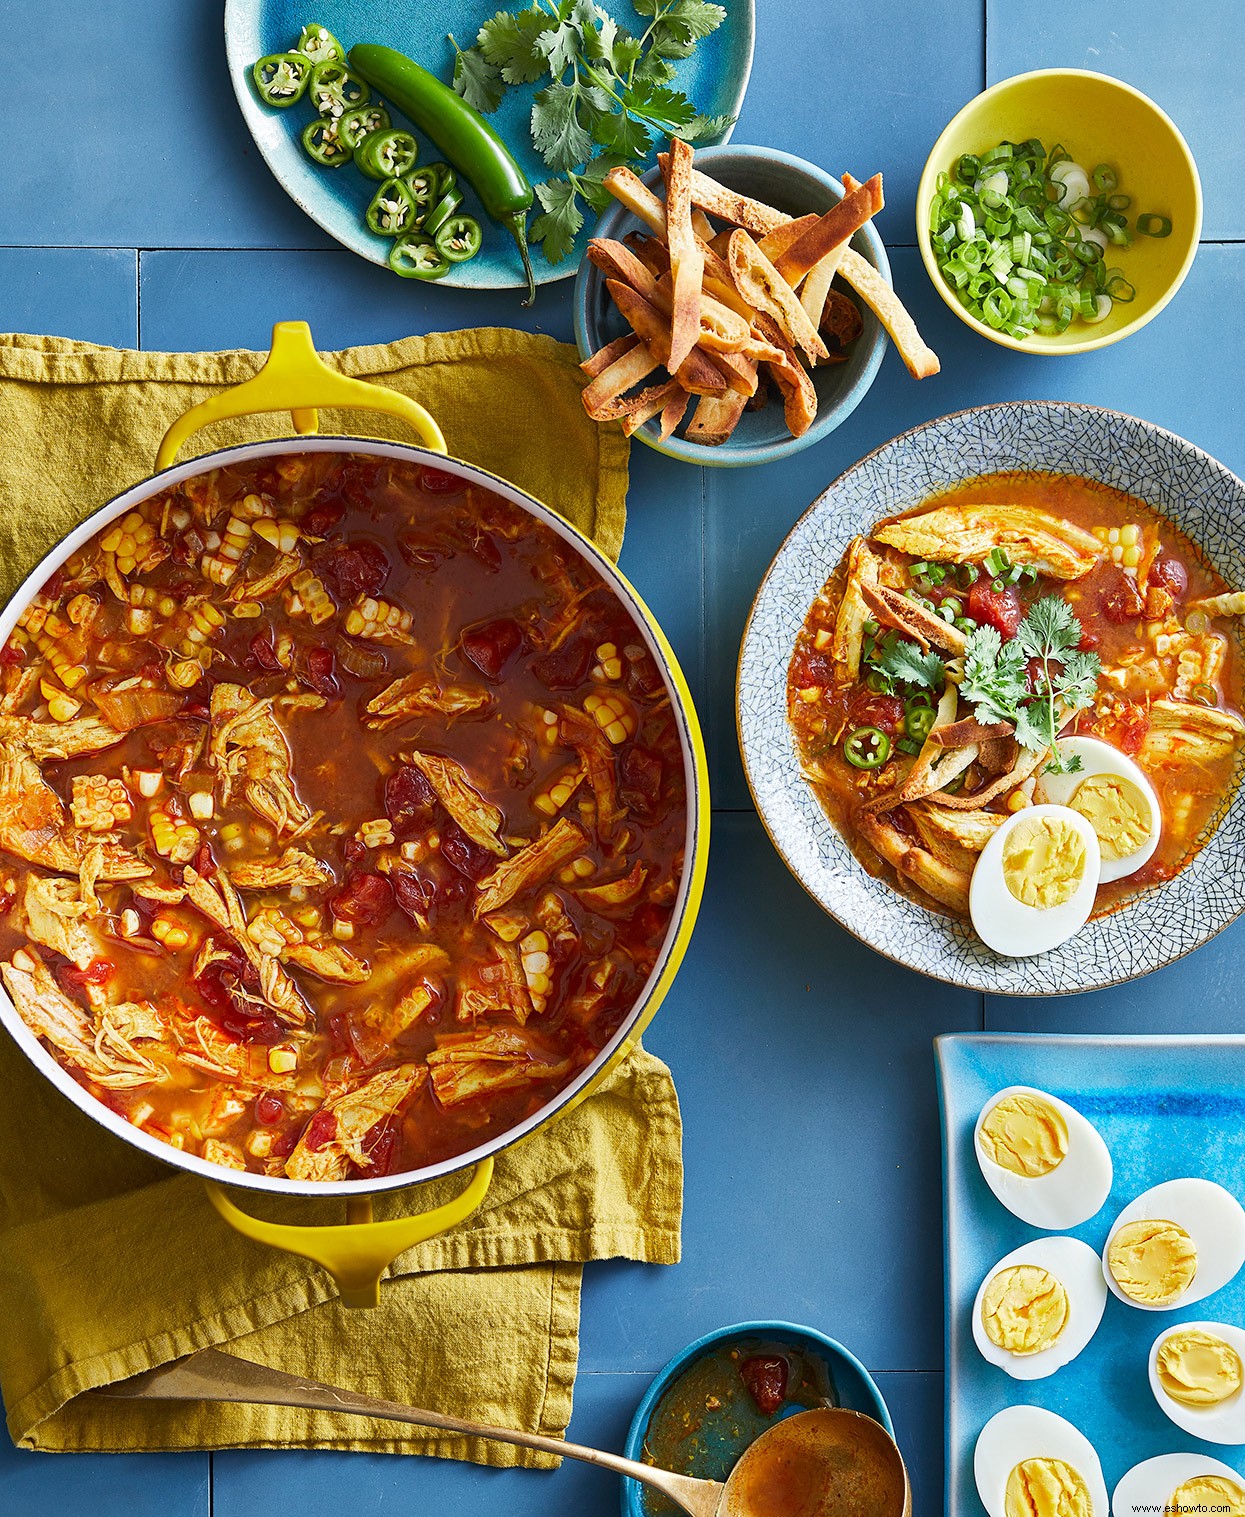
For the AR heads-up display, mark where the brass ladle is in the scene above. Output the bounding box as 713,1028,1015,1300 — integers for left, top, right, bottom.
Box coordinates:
99,1347,911,1517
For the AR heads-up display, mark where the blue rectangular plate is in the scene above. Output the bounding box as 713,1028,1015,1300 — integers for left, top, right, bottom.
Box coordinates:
936,1033,1245,1516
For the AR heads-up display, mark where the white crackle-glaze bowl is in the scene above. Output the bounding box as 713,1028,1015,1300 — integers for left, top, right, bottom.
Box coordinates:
737,401,1245,995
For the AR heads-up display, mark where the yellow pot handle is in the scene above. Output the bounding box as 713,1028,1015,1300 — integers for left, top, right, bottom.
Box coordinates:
155,320,447,471
203,1158,494,1309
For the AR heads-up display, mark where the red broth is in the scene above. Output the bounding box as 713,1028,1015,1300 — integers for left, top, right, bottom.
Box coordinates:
0,454,686,1180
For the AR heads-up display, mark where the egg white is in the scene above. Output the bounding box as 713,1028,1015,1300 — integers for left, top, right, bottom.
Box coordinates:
1149,1320,1245,1445
1035,736,1161,883
1112,1453,1245,1517
974,1084,1113,1230
1103,1179,1245,1311
969,804,1101,957
972,1236,1107,1380
975,1405,1108,1517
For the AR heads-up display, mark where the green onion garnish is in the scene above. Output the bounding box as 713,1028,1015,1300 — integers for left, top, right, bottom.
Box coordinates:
929,140,1165,340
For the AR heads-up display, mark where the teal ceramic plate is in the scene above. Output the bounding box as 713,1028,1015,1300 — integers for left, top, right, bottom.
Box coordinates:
223,0,755,291
937,1033,1245,1517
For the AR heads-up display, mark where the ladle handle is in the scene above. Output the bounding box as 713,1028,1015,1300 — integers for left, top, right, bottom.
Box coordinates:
98,1348,723,1517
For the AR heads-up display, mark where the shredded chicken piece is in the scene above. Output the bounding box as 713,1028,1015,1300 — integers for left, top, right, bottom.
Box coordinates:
131,881,187,905
558,706,625,839
182,867,310,1026
284,939,369,984
831,537,881,679
873,504,1102,580
365,673,493,730
230,551,301,603
230,847,334,891
177,1013,299,1089
474,818,586,917
20,874,101,969
1,948,158,1087
202,1138,247,1170
0,713,125,761
456,941,533,1024
575,860,648,910
406,750,507,855
1141,700,1245,766
350,945,450,1060
908,803,1004,874
0,740,150,880
284,1065,424,1182
209,683,315,834
862,685,976,812
426,1027,571,1108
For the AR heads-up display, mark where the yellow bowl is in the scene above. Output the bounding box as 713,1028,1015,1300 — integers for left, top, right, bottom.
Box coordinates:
915,69,1202,355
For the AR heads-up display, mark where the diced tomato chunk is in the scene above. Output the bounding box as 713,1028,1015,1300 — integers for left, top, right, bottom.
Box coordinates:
302,499,345,537
383,765,438,834
392,867,436,925
440,824,495,881
303,644,339,697
62,957,115,989
531,638,593,690
330,871,394,925
1149,555,1189,601
250,632,283,672
358,1114,400,1176
739,1356,789,1416
320,539,390,600
460,618,524,682
304,1109,338,1151
1095,563,1145,624
256,1092,284,1126
967,578,1023,638
848,692,906,735
0,639,24,667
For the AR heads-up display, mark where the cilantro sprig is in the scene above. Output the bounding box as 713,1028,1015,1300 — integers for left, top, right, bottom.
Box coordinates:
874,634,946,692
451,0,735,262
959,596,1101,773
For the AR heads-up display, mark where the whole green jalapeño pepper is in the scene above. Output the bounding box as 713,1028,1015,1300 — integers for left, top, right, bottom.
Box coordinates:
349,43,536,304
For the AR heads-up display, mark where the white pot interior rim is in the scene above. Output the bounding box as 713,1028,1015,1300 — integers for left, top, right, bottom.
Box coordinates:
0,436,705,1197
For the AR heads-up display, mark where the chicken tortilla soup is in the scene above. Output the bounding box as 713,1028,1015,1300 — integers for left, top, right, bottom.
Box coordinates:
0,453,688,1180
788,472,1245,953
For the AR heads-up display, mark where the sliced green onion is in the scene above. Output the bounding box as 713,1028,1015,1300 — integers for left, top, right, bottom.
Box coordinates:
1138,213,1173,238
1092,164,1119,192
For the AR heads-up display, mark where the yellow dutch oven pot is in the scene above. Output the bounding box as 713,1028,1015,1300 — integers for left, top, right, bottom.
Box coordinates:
0,322,710,1308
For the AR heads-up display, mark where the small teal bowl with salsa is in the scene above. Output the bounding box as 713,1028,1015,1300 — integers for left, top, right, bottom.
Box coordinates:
620,1320,893,1516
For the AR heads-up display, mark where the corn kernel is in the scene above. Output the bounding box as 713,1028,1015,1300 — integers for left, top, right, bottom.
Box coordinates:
187,790,215,821
293,906,322,929
1120,524,1140,547
1122,545,1141,569
332,918,355,941
287,569,335,626
151,915,191,950
71,774,132,831
583,691,637,744
167,659,202,690
813,628,832,650
268,1045,298,1075
119,909,141,938
134,769,163,798
66,593,97,626
1007,789,1031,813
232,601,263,619
40,681,81,722
1108,527,1120,545
359,818,396,848
798,686,821,703
150,810,198,864
591,642,623,682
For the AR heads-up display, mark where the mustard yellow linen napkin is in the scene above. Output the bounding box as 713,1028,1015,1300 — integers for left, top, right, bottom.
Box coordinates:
0,327,681,1463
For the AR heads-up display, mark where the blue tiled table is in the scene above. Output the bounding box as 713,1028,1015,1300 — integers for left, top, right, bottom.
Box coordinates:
2,3,1242,1513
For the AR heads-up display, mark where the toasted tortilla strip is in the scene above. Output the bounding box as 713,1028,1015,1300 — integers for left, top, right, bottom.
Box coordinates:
658,388,690,441
856,809,971,915
861,582,968,657
838,248,940,379
604,168,747,298
580,332,641,379
727,231,828,363
581,340,662,419
873,503,1101,580
799,171,868,330
589,239,749,353
774,175,884,286
606,279,726,396
929,717,1014,749
864,685,976,812
685,390,748,446
928,742,1049,810
757,214,818,263
679,165,788,235
619,379,687,435
831,537,882,679
662,138,705,374
752,314,817,437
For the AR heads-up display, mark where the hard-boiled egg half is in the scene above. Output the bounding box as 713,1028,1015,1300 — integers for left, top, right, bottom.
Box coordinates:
974,1085,1113,1229
975,1406,1108,1517
970,804,1101,957
1103,1179,1245,1311
1112,1455,1245,1517
1149,1320,1245,1445
972,1236,1107,1380
1035,736,1161,883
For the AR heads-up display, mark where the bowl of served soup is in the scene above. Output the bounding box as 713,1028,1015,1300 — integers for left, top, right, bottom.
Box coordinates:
0,323,709,1302
738,401,1245,995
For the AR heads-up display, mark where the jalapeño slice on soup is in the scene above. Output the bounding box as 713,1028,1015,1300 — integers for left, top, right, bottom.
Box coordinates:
787,472,1245,946
0,454,687,1180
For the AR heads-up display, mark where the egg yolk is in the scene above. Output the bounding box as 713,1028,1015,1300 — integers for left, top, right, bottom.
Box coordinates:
1071,772,1151,862
982,1265,1069,1354
1002,815,1087,909
1108,1218,1198,1305
1169,1474,1245,1516
979,1094,1069,1177
1004,1457,1092,1517
1157,1331,1243,1406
